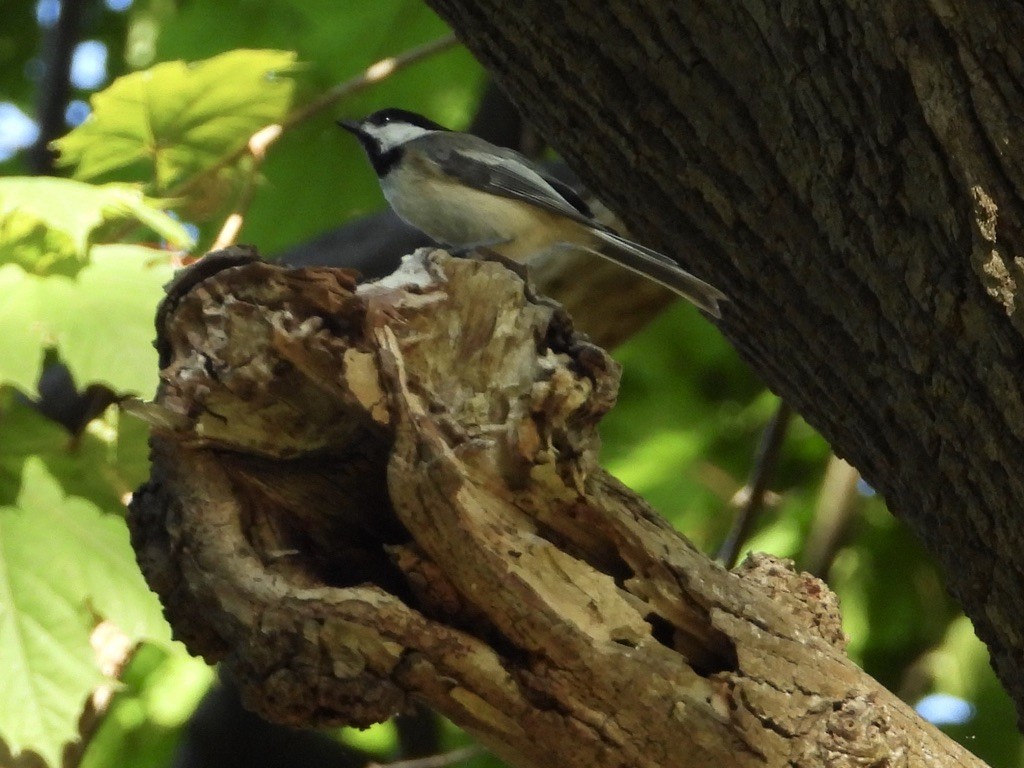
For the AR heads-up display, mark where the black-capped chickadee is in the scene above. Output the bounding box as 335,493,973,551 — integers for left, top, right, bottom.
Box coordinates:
338,109,726,317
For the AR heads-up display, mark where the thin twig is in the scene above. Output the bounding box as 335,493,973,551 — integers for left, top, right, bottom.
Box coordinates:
286,33,459,131
717,399,793,568
209,154,262,252
365,744,485,768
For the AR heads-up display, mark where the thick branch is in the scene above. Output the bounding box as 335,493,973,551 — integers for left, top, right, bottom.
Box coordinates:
421,0,1024,716
129,250,982,767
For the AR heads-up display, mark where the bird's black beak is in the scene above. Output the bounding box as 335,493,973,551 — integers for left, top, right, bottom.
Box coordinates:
337,117,379,163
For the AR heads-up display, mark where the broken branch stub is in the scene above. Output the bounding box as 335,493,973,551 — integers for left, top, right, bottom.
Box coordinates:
129,247,984,768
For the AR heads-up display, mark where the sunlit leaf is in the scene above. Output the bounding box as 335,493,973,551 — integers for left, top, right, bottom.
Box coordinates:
0,178,192,270
338,721,397,755
0,245,175,396
54,49,299,199
0,210,78,274
29,466,168,639
0,482,102,767
0,266,46,393
41,244,175,395
0,459,169,766
0,396,143,556
0,458,171,765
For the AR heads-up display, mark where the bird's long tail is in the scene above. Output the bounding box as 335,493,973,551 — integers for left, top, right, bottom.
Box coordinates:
586,229,727,317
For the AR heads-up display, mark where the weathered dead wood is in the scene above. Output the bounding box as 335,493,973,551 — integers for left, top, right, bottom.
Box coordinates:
129,248,983,767
421,0,1024,718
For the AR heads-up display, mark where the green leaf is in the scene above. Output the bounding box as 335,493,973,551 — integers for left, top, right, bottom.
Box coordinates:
0,210,78,274
0,245,175,396
54,49,299,197
42,245,175,396
0,266,46,394
17,459,169,642
0,464,99,765
0,394,146,550
114,408,158,494
0,459,171,766
0,178,193,271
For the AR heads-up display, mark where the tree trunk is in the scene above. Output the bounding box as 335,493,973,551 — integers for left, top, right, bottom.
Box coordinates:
129,248,985,767
420,0,1024,720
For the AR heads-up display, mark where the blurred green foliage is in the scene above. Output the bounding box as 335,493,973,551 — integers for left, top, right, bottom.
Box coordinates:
0,1,1019,767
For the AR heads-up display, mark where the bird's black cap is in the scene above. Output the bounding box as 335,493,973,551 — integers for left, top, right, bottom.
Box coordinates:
336,108,448,134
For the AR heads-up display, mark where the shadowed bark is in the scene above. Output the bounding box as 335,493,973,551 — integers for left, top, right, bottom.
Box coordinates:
129,248,984,767
420,0,1024,719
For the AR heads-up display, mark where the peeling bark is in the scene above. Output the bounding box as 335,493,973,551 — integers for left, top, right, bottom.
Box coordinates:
129,248,983,767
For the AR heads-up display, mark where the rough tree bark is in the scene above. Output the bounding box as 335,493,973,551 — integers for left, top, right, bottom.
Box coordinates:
420,0,1024,720
129,248,984,767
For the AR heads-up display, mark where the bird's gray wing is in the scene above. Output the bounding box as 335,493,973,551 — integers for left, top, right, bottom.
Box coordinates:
418,134,606,229
411,134,685,271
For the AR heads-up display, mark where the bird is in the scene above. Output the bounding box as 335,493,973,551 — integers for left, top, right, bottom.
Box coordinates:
338,108,726,317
